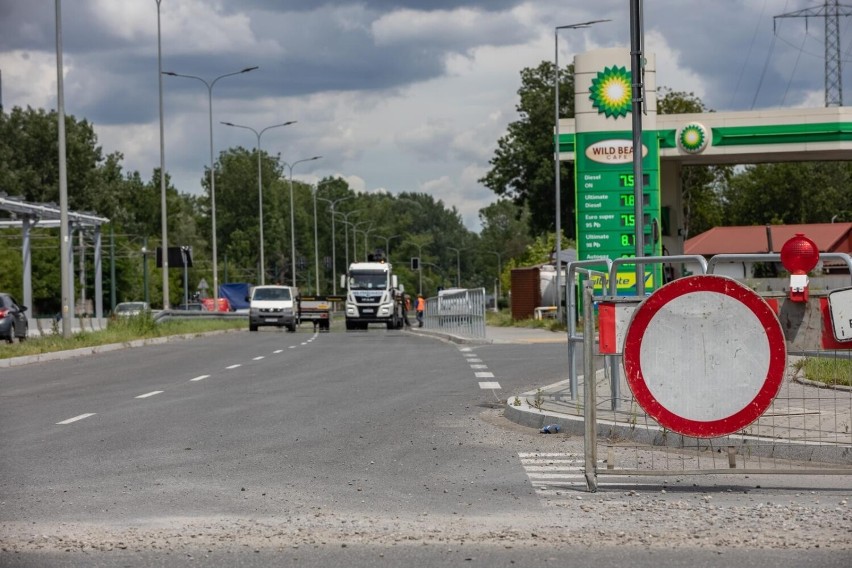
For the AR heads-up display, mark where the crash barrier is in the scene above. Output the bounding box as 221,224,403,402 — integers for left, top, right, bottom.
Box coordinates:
31,317,108,337
556,253,852,491
423,287,487,339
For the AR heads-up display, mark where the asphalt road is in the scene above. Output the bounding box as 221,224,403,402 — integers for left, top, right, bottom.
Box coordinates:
0,326,849,567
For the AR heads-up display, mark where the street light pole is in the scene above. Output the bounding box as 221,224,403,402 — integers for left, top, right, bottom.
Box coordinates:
486,250,501,312
447,246,461,287
554,19,609,320
154,0,169,309
374,234,400,261
334,209,362,285
163,65,258,310
283,156,322,288
221,120,296,285
351,221,371,262
318,195,353,295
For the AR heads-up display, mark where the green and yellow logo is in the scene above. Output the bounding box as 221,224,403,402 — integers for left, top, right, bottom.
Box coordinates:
677,122,709,154
589,66,632,118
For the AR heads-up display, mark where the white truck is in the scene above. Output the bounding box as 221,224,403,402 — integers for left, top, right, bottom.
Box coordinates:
341,257,404,330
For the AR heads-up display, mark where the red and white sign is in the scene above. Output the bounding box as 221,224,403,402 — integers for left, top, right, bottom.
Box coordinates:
622,275,787,438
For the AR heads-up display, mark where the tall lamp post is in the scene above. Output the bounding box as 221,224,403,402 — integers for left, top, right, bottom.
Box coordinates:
163,65,258,310
374,234,400,261
486,250,501,312
318,195,353,294
334,209,363,284
447,246,461,287
221,120,296,285
283,156,321,287
554,20,609,320
351,221,372,263
311,179,336,294
154,0,169,309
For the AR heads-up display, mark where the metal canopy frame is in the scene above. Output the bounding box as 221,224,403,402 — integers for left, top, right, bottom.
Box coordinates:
0,194,110,320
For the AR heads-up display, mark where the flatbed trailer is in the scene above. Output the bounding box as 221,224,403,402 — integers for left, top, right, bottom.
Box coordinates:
298,295,345,331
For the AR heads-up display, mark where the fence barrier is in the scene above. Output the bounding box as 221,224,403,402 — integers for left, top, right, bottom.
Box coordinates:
423,287,487,339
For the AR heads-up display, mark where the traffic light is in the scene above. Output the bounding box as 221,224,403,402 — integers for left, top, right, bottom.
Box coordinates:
411,257,420,270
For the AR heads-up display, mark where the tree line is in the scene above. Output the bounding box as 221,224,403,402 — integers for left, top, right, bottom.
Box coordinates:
2,63,849,314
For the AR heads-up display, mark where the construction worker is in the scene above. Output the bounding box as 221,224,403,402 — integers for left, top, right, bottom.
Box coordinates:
416,294,425,328
401,293,412,328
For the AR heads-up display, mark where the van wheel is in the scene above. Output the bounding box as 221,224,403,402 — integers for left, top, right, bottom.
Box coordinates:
287,324,296,333
249,323,258,332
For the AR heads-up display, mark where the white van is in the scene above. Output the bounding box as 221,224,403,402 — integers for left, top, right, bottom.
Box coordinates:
247,285,298,332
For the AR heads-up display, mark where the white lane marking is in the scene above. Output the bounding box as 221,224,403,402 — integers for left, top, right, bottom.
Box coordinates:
226,364,242,369
459,347,472,352
518,452,611,494
474,371,494,378
136,391,163,399
478,381,501,389
467,358,483,363
300,342,308,346
519,453,576,458
273,349,283,354
289,346,296,349
470,364,488,369
253,356,265,361
56,413,95,425
190,374,210,382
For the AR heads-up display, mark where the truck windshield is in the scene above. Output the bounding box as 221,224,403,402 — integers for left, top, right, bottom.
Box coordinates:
348,271,387,290
253,287,291,301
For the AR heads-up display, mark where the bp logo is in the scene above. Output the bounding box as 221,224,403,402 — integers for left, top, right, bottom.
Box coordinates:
677,122,709,154
589,66,632,118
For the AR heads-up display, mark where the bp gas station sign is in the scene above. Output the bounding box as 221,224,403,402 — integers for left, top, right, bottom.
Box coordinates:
573,67,663,294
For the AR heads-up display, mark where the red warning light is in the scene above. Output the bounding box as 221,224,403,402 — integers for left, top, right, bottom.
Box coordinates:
780,233,819,274
780,233,819,303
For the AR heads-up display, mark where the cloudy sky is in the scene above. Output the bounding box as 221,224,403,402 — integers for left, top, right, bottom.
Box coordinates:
1,1,848,230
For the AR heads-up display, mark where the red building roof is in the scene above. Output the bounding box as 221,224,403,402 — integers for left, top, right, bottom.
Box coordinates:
684,223,852,256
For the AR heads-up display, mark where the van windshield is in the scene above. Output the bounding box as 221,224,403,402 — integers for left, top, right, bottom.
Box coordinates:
348,271,387,290
253,287,291,301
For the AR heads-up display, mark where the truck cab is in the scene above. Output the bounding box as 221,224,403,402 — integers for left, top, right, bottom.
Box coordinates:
341,259,403,330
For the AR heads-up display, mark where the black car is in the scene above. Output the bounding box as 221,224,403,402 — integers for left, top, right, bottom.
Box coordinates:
0,293,28,343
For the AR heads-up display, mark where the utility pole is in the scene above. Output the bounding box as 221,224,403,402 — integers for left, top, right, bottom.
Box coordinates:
775,1,852,107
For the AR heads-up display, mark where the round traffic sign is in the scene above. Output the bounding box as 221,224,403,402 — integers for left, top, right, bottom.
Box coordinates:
622,275,786,438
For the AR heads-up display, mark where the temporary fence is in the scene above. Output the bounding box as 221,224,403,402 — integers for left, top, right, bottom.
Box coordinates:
558,253,852,491
423,287,487,339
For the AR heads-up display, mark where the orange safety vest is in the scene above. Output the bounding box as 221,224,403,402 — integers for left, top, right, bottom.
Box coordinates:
416,297,425,312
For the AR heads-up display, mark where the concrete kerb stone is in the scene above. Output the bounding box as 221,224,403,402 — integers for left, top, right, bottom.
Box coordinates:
404,328,493,345
504,378,852,466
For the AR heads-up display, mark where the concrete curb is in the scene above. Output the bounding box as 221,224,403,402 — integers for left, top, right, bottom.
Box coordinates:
404,328,492,345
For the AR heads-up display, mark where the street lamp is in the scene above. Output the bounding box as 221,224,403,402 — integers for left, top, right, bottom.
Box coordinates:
283,156,322,287
374,234,400,261
351,221,372,262
318,195,354,294
554,20,609,320
163,65,258,310
221,120,296,285
485,250,501,312
334,209,363,280
154,0,169,309
447,247,461,287
311,179,337,294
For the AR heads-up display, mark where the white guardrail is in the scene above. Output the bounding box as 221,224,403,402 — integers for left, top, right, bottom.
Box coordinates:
423,287,487,339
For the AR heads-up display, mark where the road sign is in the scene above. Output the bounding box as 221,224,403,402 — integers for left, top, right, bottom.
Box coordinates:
622,275,787,438
827,287,852,342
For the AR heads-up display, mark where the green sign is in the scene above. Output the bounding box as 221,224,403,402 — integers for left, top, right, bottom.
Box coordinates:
574,131,663,294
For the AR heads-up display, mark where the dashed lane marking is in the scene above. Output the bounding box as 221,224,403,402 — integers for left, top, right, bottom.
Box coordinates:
479,381,501,389
470,364,488,369
136,391,163,399
474,371,494,378
273,349,283,354
56,413,95,425
190,375,210,382
467,358,483,363
253,356,265,361
226,364,242,369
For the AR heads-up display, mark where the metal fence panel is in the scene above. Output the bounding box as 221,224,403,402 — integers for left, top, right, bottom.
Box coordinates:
423,288,486,339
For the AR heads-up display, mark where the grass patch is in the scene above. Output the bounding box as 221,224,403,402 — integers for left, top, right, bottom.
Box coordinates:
0,315,246,360
793,357,852,387
485,309,567,332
